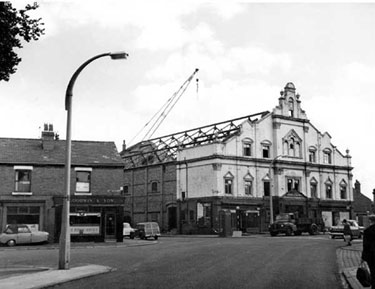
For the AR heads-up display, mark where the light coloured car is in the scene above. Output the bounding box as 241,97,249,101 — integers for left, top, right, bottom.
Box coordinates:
0,224,49,246
123,222,135,239
135,222,161,240
329,219,364,239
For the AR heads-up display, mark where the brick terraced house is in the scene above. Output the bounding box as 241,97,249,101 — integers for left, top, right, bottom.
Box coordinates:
0,124,125,242
121,83,354,234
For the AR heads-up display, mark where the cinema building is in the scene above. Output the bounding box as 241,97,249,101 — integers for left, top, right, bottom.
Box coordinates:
0,125,125,242
121,83,353,234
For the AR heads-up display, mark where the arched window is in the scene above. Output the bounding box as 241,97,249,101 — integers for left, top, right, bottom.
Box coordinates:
224,172,234,195
309,146,317,163
151,181,158,193
340,180,347,199
325,178,333,199
242,138,253,157
244,172,254,196
310,177,318,198
282,130,302,158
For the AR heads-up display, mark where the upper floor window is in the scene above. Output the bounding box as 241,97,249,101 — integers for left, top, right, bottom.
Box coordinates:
75,167,92,195
325,178,333,199
310,178,318,198
15,169,32,193
261,140,271,158
287,178,300,192
244,180,253,196
242,138,253,157
123,185,129,194
263,181,270,197
225,179,233,195
283,130,302,158
308,146,317,163
151,181,158,193
323,148,332,164
340,180,347,199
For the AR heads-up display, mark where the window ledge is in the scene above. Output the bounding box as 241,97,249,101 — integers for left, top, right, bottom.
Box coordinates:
12,192,33,196
74,192,92,196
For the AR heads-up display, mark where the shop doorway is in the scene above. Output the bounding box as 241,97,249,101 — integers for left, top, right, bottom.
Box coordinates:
105,212,116,239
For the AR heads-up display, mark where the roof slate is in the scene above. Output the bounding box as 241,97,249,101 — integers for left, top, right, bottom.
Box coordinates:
0,138,124,166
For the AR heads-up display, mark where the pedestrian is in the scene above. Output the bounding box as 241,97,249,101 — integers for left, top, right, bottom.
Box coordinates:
362,215,375,289
342,219,352,246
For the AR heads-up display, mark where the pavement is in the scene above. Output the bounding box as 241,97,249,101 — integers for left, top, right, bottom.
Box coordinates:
0,234,368,289
337,239,369,289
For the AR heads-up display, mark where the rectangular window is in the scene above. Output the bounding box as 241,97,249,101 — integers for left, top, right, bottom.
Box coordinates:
309,151,316,163
225,179,233,194
244,181,252,195
264,181,270,197
287,178,300,192
123,185,129,194
15,170,31,192
262,146,270,158
326,184,332,199
243,143,251,156
76,171,91,194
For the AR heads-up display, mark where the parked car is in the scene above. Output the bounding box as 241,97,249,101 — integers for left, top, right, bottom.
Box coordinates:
123,222,135,239
0,224,49,246
135,222,161,240
329,219,364,239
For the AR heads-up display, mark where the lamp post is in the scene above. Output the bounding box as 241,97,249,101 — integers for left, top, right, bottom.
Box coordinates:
59,52,128,270
269,155,285,225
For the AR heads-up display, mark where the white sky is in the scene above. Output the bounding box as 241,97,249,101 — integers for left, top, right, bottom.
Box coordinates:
2,1,375,199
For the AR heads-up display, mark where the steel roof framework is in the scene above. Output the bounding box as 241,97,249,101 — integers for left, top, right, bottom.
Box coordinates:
122,111,269,168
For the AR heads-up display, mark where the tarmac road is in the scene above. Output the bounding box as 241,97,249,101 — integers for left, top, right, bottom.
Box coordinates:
0,235,344,289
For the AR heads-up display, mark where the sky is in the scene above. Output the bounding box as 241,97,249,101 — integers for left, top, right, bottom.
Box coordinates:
2,1,375,199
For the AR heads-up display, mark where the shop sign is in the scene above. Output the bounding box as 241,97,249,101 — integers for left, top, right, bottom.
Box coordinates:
70,196,124,205
70,226,100,235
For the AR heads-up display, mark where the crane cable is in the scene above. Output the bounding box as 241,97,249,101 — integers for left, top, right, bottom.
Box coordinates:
128,68,199,145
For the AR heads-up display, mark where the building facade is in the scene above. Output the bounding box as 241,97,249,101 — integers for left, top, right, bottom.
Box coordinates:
0,125,125,242
122,83,354,234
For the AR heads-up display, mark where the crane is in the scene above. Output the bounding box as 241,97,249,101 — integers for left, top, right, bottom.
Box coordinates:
129,68,199,145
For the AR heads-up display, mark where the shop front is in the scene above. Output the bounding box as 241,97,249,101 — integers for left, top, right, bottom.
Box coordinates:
54,195,125,242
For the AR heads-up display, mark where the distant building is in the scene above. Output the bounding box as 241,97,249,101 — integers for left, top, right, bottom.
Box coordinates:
352,180,373,226
0,124,125,242
121,83,354,234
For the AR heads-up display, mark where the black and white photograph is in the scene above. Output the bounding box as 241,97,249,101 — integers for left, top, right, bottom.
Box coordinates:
1,1,375,288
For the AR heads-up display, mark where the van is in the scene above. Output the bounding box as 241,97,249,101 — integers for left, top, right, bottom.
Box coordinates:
135,222,161,240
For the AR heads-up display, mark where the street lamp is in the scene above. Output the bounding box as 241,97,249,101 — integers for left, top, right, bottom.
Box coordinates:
59,51,128,270
269,155,285,224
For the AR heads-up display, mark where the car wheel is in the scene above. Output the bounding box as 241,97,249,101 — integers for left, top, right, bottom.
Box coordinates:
285,227,292,236
130,233,134,239
270,232,278,237
331,235,335,239
7,239,16,247
154,236,158,240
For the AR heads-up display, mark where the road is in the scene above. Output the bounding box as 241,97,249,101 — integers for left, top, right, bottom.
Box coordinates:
0,235,345,289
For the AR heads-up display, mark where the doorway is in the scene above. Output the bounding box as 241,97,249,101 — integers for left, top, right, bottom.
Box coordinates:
105,212,116,239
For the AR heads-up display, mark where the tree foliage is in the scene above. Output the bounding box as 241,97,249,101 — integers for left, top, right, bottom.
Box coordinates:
0,2,45,81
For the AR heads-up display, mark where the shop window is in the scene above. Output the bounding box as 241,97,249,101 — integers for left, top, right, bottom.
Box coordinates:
14,168,32,193
197,203,211,226
7,206,40,226
75,170,91,194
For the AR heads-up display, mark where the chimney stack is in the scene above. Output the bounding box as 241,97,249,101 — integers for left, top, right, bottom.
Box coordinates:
41,123,55,151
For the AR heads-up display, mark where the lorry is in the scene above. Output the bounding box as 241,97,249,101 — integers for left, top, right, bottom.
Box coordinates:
269,212,323,236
